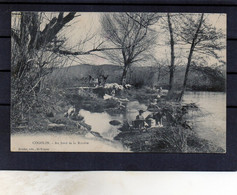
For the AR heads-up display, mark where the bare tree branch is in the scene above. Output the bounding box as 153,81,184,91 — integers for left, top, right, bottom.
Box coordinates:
51,46,124,55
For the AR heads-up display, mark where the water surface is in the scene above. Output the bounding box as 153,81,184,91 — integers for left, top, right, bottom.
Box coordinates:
183,91,226,149
80,92,226,150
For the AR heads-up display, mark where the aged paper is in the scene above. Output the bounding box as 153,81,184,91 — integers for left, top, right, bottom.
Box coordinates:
11,12,226,152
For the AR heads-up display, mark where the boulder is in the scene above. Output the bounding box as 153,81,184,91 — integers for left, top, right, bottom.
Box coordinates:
90,131,102,138
78,121,91,131
109,120,122,126
48,123,65,131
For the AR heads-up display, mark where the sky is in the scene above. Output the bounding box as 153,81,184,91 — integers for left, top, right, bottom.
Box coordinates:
12,12,226,67
58,12,226,67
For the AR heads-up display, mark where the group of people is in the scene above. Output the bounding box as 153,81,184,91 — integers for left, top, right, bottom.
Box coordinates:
133,87,164,130
88,75,108,87
134,108,163,130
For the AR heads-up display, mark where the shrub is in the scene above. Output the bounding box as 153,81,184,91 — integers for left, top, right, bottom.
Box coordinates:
105,98,120,108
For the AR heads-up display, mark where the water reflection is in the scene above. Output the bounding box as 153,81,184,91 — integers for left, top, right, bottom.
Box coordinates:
79,109,122,140
79,101,151,140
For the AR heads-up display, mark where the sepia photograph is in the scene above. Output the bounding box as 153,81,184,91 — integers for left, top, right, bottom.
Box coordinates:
10,12,226,153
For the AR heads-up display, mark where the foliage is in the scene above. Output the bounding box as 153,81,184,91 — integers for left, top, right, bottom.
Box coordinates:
175,13,225,100
11,12,77,126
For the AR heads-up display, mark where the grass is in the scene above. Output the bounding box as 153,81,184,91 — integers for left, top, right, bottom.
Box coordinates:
114,126,224,153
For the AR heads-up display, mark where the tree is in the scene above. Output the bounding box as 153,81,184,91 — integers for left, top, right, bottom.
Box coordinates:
146,55,163,88
158,13,183,98
11,12,121,125
12,12,76,76
166,13,175,97
191,64,225,91
101,13,160,86
11,12,79,122
176,13,225,101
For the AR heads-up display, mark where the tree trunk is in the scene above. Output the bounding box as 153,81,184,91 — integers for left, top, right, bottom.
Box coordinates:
167,13,175,98
121,65,129,86
178,47,194,101
178,14,204,101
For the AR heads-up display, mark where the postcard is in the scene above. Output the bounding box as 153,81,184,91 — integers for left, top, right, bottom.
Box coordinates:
10,12,226,152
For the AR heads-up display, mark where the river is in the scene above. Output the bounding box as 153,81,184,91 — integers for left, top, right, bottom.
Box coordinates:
79,101,151,140
79,91,226,151
183,91,226,150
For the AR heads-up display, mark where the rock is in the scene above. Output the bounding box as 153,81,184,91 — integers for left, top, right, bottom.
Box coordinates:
79,121,91,131
48,123,65,131
104,83,124,90
124,84,132,89
103,94,113,100
109,120,121,126
90,131,102,138
119,98,129,102
70,114,84,121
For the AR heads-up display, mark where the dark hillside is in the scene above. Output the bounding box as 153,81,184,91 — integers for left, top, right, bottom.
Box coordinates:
47,64,225,92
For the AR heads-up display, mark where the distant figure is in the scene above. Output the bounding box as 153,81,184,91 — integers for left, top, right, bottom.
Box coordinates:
98,75,109,86
102,75,109,84
153,111,163,127
111,89,116,97
93,78,99,87
88,75,95,86
145,110,163,128
158,87,163,96
64,106,76,118
88,75,93,83
133,110,145,129
136,110,145,120
98,76,102,86
88,75,99,87
122,78,126,86
145,114,156,127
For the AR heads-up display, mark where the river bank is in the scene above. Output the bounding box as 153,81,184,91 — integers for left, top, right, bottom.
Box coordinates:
114,127,225,153
112,94,225,153
11,85,226,153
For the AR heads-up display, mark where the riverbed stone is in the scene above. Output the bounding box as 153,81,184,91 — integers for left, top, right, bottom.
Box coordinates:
48,123,65,131
109,120,122,126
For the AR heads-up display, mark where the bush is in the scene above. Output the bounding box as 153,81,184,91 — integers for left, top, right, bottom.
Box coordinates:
105,98,120,108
